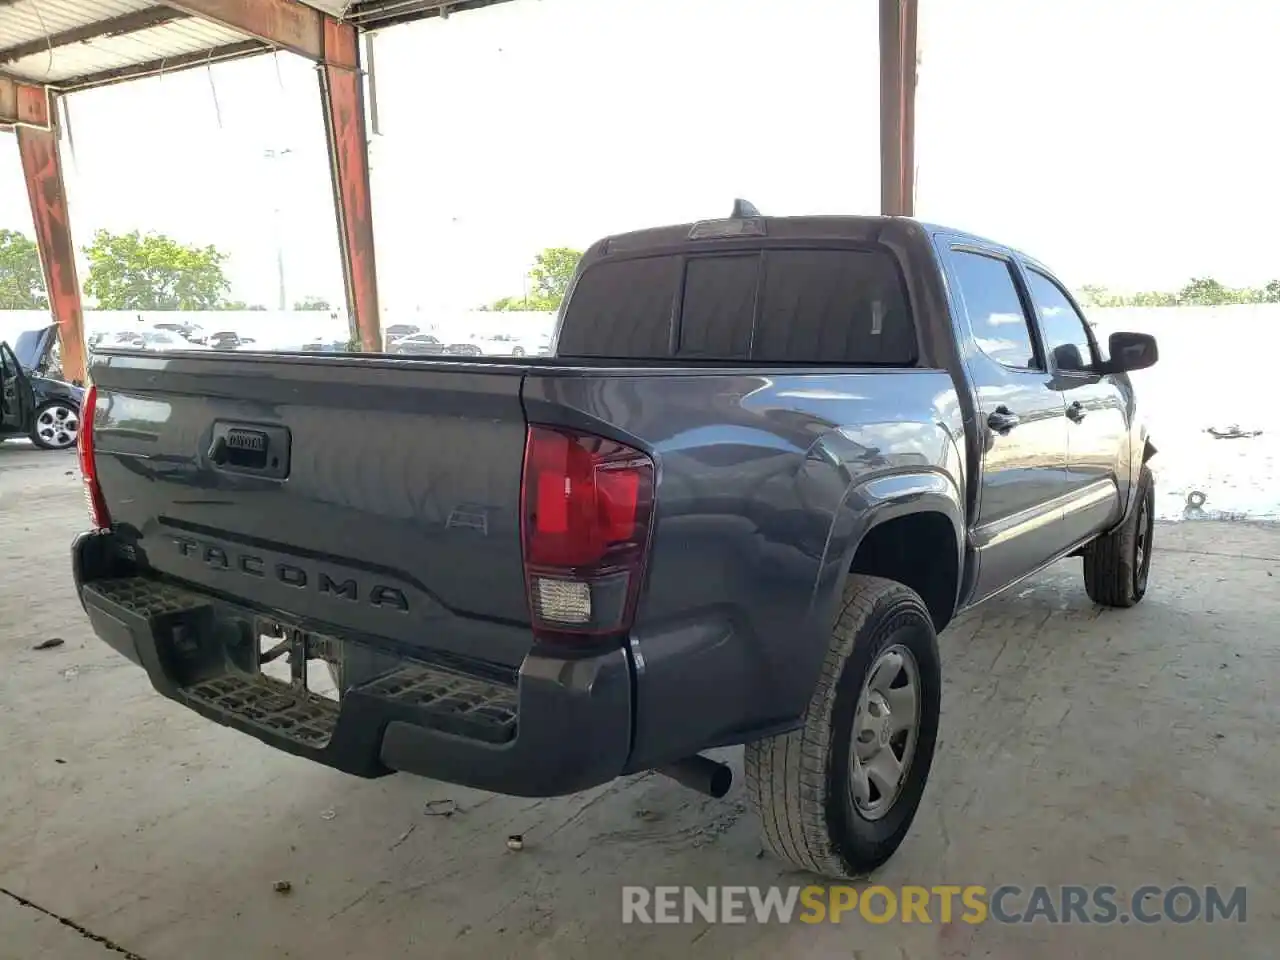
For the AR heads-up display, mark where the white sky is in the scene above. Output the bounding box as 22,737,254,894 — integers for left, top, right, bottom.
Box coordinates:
1,0,1276,316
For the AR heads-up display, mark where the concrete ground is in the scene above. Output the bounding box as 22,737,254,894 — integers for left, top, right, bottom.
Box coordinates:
2,441,1276,959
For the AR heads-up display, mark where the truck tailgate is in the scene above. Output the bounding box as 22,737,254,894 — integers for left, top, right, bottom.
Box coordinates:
89,352,533,669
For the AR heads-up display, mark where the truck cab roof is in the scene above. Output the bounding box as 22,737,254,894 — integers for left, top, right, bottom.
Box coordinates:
592,214,1051,276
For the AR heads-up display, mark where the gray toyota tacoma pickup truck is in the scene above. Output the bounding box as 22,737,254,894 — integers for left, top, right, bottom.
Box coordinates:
72,210,1158,879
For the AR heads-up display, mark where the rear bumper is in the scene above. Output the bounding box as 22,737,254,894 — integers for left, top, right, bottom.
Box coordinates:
72,530,633,797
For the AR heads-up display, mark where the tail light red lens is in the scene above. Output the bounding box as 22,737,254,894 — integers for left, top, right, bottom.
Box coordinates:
77,384,111,529
521,424,655,638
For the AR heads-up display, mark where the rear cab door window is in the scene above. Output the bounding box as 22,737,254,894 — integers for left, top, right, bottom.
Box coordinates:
949,250,1043,372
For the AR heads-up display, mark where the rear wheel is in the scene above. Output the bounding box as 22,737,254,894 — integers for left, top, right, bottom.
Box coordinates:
1083,464,1154,607
744,576,941,878
31,400,80,450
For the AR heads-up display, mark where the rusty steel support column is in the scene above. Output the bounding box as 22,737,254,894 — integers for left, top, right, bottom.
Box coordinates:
319,21,381,351
14,90,87,385
0,74,53,129
879,0,919,217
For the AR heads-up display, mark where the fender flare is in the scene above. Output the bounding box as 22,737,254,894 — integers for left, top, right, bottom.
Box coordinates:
1114,431,1157,530
811,469,966,627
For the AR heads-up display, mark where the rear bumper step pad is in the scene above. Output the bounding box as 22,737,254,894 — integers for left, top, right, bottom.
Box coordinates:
73,533,632,796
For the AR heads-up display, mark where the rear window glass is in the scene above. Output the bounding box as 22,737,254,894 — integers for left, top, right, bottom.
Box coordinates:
755,250,913,364
557,247,914,364
678,254,757,359
556,255,678,359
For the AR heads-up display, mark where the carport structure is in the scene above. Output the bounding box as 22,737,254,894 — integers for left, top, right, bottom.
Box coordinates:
1,0,919,384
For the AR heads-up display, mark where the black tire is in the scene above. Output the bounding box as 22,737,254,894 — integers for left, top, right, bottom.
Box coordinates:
1083,464,1154,607
30,400,81,450
744,575,941,879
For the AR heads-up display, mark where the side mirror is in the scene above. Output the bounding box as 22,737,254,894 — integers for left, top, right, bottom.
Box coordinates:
1052,342,1087,372
1102,331,1158,374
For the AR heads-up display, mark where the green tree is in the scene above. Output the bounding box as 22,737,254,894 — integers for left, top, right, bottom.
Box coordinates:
1079,277,1275,308
82,229,231,310
1178,277,1231,306
1130,290,1178,307
1077,284,1116,308
489,247,582,312
294,295,332,311
1172,276,1264,305
0,229,48,309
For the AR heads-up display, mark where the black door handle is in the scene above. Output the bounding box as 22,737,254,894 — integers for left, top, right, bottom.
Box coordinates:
987,406,1020,434
1066,401,1086,423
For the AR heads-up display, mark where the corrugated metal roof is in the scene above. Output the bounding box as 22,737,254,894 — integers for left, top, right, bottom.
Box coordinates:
4,17,256,85
0,0,151,50
0,0,515,91
304,0,354,16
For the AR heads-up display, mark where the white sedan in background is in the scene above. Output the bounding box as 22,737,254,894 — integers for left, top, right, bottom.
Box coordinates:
465,332,547,357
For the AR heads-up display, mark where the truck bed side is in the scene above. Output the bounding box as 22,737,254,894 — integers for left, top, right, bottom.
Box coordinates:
524,365,963,766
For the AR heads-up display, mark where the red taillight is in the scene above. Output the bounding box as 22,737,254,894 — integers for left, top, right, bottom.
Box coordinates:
521,424,655,639
77,384,110,529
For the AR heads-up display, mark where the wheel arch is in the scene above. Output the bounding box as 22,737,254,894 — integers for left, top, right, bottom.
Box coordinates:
814,470,966,634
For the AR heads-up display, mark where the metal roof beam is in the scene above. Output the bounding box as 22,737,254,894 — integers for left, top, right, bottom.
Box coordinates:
57,39,270,92
160,0,356,67
0,9,193,66
0,73,51,129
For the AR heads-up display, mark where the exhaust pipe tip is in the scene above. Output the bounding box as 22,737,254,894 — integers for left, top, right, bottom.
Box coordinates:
658,754,733,798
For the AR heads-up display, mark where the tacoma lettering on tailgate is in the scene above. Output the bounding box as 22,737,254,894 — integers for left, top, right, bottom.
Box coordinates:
172,535,410,612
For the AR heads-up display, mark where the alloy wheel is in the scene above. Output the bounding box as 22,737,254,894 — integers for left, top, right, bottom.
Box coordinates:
35,404,79,449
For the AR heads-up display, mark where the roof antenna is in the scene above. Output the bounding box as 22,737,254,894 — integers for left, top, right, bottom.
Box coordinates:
731,198,761,218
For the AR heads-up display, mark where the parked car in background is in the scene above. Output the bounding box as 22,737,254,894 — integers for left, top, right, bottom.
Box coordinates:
0,323,84,449
152,320,208,344
467,333,540,357
99,330,212,352
384,324,421,345
102,331,145,349
135,331,210,352
208,331,257,351
299,336,350,353
444,342,482,356
392,333,445,356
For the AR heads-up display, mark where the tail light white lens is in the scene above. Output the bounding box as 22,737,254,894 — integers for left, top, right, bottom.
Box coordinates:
521,424,655,639
77,384,110,529
531,577,592,625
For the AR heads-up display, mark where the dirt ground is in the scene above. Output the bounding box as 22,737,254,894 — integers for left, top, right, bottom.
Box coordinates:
2,441,1276,959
